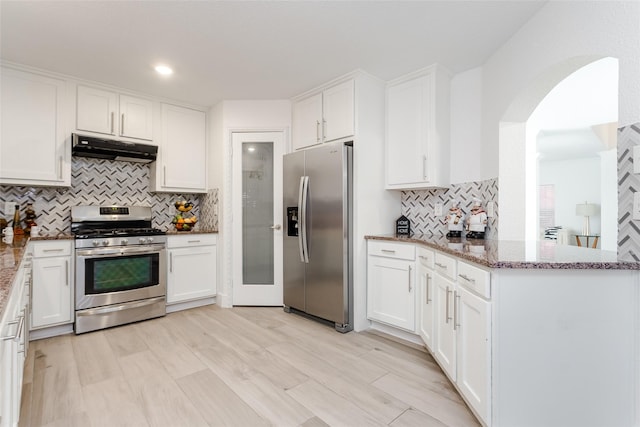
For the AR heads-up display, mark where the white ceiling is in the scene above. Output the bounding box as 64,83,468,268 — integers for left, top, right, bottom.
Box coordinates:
0,1,546,107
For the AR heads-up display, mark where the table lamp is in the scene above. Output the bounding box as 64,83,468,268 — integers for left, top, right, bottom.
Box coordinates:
575,202,599,235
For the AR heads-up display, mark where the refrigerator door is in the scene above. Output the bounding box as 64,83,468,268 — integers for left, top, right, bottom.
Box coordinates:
283,150,306,311
304,141,351,325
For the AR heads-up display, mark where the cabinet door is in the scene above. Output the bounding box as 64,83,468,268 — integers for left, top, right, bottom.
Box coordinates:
322,80,354,142
31,257,72,328
367,256,416,332
76,85,117,136
292,92,323,150
1,68,67,185
417,262,435,351
167,245,217,303
386,75,430,187
456,285,491,424
119,95,153,140
160,104,207,192
433,272,456,380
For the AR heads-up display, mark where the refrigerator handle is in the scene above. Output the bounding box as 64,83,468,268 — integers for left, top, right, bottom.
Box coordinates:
298,176,309,263
300,176,310,263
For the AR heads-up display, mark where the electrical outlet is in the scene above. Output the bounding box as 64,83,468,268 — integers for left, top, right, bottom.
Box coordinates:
434,202,443,216
487,201,495,218
4,201,15,216
634,193,640,220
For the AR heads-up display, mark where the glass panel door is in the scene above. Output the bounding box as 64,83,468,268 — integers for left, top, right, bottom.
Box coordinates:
242,142,274,284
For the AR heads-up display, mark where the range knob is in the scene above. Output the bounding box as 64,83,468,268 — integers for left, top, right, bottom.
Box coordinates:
139,237,148,244
92,240,100,247
147,237,154,243
120,239,129,245
101,240,110,247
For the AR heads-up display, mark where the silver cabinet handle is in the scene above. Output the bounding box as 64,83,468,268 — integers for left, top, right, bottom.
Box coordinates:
381,249,396,254
435,262,447,269
426,274,432,304
169,253,173,273
2,314,24,342
316,120,320,142
423,155,427,180
65,259,69,286
121,113,125,135
110,112,115,134
43,248,64,253
163,166,167,186
459,274,475,283
408,265,412,292
58,156,63,180
270,225,282,230
418,255,428,260
454,291,460,330
187,240,201,244
445,286,451,324
322,119,327,141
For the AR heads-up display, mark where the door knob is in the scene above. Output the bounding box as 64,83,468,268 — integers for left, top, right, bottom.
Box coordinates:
271,224,282,230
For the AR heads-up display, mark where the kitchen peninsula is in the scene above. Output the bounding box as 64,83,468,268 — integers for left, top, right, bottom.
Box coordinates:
366,234,640,426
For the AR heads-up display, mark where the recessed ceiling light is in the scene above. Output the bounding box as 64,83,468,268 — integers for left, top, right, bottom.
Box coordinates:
154,65,173,76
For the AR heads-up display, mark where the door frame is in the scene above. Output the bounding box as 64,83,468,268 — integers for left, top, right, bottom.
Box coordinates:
230,131,284,306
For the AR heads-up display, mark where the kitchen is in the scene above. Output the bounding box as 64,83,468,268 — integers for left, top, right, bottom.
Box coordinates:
1,1,640,426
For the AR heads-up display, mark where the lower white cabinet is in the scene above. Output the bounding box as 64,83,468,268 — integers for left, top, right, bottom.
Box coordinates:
167,234,217,305
31,241,73,329
367,241,416,332
417,247,435,350
1,252,31,427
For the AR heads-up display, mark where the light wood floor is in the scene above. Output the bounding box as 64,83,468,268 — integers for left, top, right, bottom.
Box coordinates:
19,305,480,427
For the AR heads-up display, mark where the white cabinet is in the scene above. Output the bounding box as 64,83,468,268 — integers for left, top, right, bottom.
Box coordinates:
385,64,450,190
417,247,435,351
151,104,207,193
76,85,154,141
31,241,73,329
456,284,491,423
0,66,70,186
0,253,31,427
366,241,416,332
167,234,217,306
292,79,354,150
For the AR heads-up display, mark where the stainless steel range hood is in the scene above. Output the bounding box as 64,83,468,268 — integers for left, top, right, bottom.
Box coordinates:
72,133,157,163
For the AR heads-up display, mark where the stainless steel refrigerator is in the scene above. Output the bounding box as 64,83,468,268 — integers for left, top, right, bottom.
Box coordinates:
283,140,353,333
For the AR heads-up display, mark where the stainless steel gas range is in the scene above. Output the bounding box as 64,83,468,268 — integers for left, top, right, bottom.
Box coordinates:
71,205,167,334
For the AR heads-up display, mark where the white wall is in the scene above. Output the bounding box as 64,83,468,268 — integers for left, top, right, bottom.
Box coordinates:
450,67,483,184
210,100,291,307
482,1,640,180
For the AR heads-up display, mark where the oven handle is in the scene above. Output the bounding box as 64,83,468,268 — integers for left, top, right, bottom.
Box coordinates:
75,296,165,316
76,245,165,257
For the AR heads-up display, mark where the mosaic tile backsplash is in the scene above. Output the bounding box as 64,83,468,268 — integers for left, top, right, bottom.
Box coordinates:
618,122,640,261
0,157,218,234
401,178,499,239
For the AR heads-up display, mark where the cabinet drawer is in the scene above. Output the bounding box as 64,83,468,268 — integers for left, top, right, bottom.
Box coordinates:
167,233,218,248
457,261,491,298
368,241,415,261
434,252,456,279
417,246,434,269
32,241,72,258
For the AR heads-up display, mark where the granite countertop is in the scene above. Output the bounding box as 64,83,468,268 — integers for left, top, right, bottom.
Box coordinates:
366,234,640,270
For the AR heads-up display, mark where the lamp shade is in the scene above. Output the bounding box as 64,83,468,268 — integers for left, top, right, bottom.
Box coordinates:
576,202,599,216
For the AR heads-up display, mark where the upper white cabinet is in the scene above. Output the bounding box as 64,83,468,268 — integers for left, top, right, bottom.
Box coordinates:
385,64,450,190
151,104,207,193
292,79,355,150
0,66,70,186
76,85,154,141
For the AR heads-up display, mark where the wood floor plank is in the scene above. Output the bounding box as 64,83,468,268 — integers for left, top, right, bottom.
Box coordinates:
29,362,84,426
372,372,480,427
81,377,149,427
40,412,92,427
267,341,409,424
389,408,449,427
175,369,270,427
71,331,122,387
103,323,149,358
287,379,387,427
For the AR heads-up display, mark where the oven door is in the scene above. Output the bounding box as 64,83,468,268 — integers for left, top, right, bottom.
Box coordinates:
75,244,166,310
